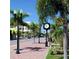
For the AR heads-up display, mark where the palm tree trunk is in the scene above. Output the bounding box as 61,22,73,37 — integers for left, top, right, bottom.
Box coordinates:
33,32,35,43
34,36,35,43
63,20,68,59
38,28,41,43
62,13,68,59
63,33,67,59
38,23,41,43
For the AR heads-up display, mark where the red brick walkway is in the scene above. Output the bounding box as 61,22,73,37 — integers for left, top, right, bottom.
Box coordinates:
10,41,48,59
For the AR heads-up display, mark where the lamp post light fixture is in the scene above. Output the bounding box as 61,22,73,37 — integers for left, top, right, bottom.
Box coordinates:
13,10,23,54
43,23,50,47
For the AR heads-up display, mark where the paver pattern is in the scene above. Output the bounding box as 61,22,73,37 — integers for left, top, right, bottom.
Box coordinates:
10,38,48,59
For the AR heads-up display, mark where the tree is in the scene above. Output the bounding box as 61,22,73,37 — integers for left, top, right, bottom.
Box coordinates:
10,17,16,26
38,16,46,43
10,10,29,40
37,0,48,43
37,0,69,59
50,17,64,45
50,24,63,46
30,22,39,43
10,10,29,26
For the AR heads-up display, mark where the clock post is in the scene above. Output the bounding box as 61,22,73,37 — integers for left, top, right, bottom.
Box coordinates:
43,23,50,47
45,29,48,47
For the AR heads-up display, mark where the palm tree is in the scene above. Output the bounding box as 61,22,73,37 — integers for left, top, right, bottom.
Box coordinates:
10,10,29,37
38,16,46,43
30,22,39,43
50,20,64,45
37,0,48,43
10,17,16,26
10,10,29,26
10,10,29,54
37,0,69,59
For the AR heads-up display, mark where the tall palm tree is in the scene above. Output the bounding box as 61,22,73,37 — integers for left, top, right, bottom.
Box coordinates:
10,10,29,30
37,0,48,43
10,17,16,26
30,22,39,43
10,10,29,26
50,18,64,44
38,16,46,43
37,0,69,59
52,26,63,44
10,10,29,40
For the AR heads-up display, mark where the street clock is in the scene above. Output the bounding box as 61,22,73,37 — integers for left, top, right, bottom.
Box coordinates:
43,23,50,30
43,22,50,47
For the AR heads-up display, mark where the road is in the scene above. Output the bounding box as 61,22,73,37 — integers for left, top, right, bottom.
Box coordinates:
10,37,46,45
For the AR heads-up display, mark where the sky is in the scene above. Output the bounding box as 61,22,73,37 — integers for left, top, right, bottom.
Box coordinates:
10,0,60,32
10,0,39,23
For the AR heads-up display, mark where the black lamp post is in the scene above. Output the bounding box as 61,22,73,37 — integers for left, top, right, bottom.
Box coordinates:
14,10,23,54
43,23,50,47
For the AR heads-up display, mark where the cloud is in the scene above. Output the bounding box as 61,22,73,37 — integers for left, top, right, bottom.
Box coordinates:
24,21,31,24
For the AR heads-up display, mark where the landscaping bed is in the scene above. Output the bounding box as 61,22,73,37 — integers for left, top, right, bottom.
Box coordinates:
46,48,63,59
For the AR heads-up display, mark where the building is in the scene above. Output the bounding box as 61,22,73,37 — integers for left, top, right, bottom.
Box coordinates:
10,21,31,39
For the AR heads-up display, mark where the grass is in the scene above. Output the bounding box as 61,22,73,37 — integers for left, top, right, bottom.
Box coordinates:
46,49,63,59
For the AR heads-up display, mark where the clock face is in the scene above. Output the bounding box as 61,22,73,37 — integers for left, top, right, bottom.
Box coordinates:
45,24,49,29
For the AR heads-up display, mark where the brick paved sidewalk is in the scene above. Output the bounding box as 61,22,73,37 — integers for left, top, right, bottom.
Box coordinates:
10,41,48,59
